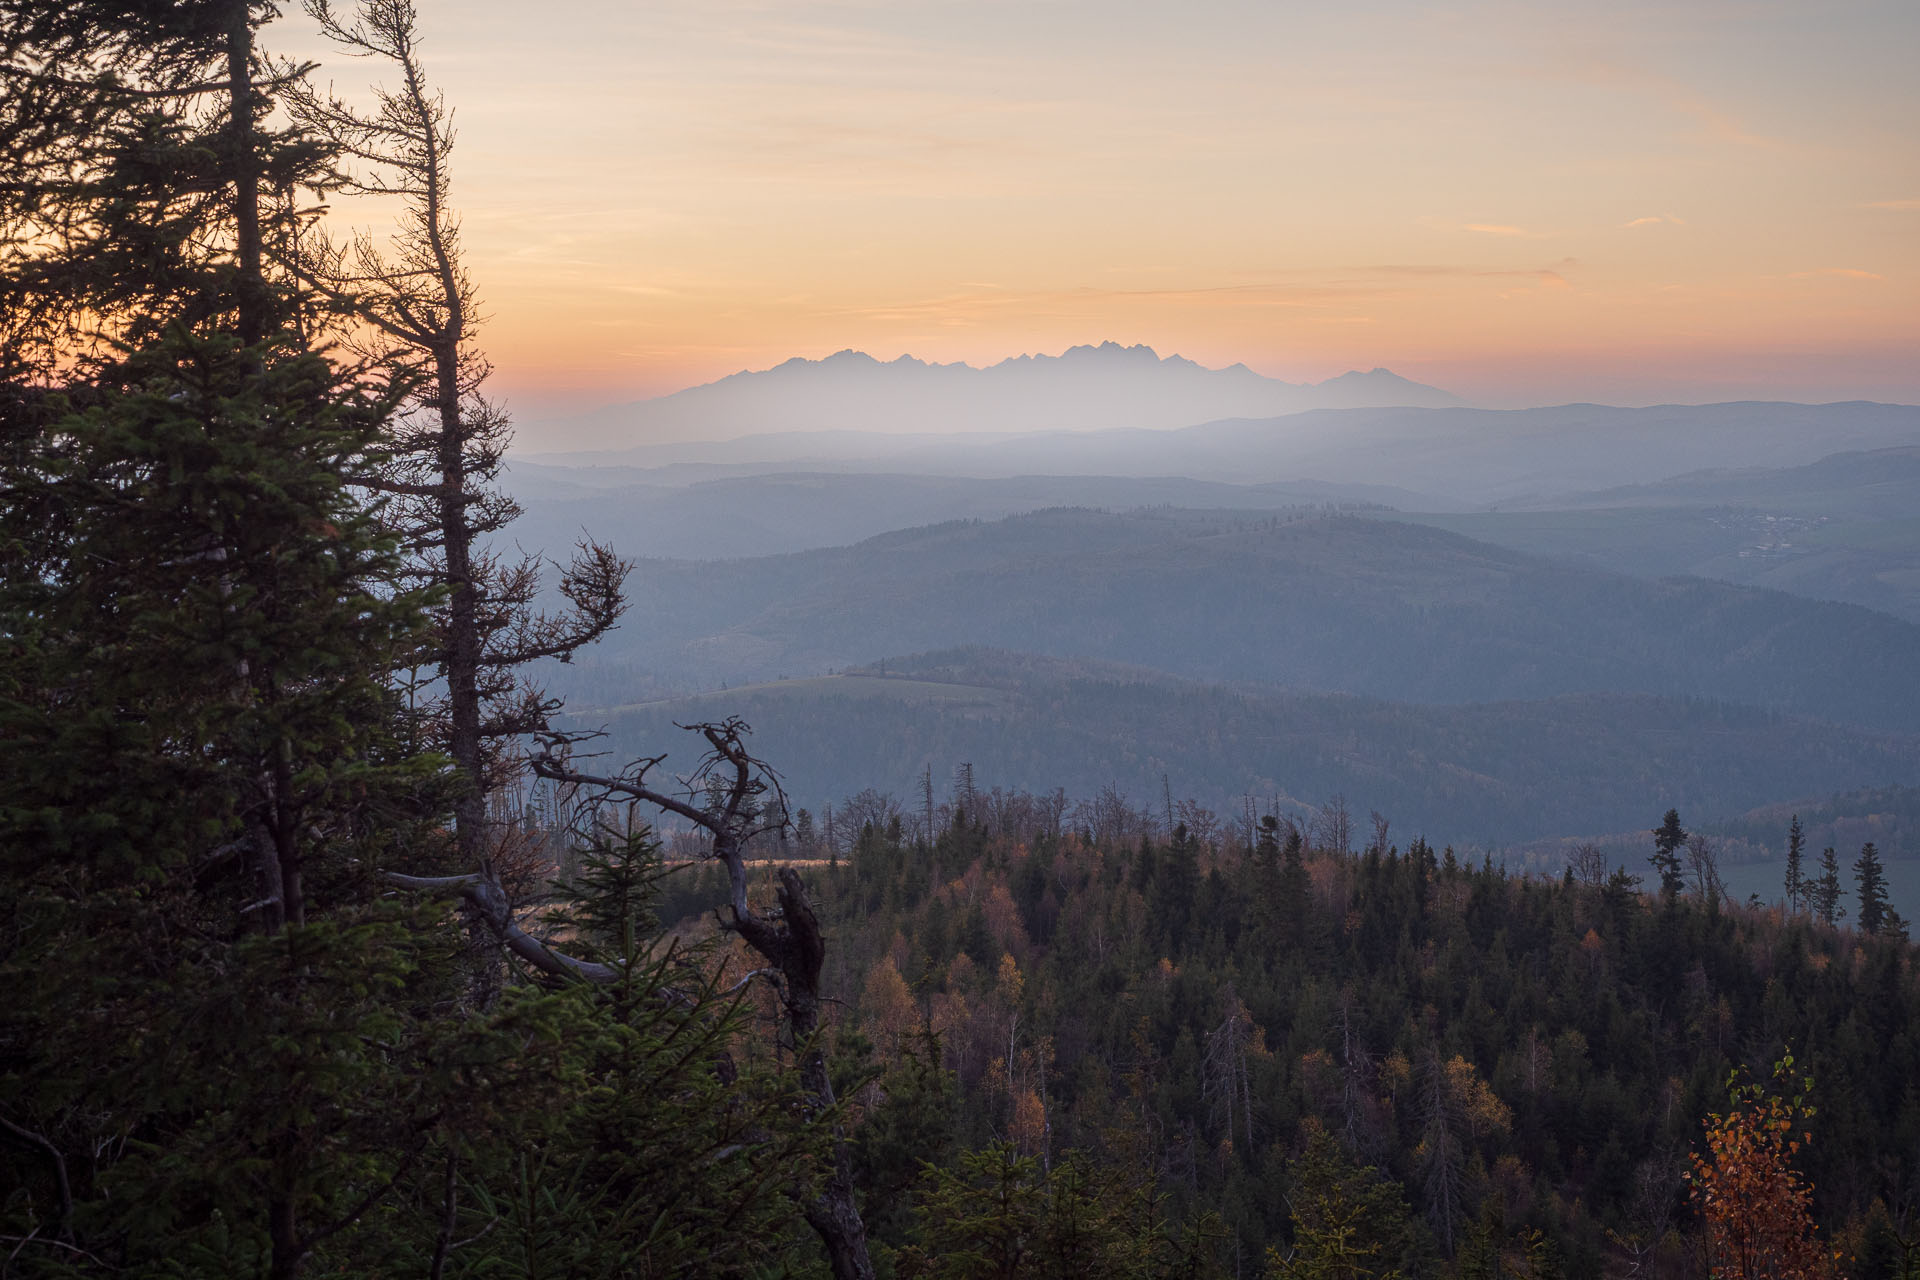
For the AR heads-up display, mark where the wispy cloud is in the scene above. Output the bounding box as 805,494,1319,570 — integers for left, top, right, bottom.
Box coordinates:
1667,93,1779,150
1463,223,1540,238
1788,268,1885,281
1227,261,1580,283
1624,214,1686,228
1865,198,1920,211
1545,57,1785,151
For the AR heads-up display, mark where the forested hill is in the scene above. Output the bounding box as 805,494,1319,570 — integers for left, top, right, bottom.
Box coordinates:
503,468,1452,560
700,807,1920,1276
574,510,1920,733
570,649,1920,848
1383,445,1920,623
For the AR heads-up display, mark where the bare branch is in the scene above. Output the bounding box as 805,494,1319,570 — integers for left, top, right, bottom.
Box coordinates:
0,1232,112,1270
0,1115,72,1239
531,739,717,835
528,720,873,1275
384,869,622,983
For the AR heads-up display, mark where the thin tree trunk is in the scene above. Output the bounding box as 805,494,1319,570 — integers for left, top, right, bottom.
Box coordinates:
429,1145,459,1280
273,739,305,927
269,1190,302,1280
224,0,264,347
434,333,485,866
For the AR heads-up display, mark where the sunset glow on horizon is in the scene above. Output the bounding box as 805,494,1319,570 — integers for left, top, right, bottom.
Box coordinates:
298,0,1920,434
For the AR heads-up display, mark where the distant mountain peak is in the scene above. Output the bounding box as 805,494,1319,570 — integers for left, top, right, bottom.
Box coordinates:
727,342,1447,395
550,342,1466,449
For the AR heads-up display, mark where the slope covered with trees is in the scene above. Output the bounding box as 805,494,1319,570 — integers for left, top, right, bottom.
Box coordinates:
576,509,1920,733
572,649,1920,849
664,795,1920,1279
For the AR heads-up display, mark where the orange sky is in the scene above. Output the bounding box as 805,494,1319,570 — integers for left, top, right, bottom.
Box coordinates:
293,1,1920,433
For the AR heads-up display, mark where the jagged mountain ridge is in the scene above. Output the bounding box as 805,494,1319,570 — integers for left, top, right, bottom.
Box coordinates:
534,341,1461,451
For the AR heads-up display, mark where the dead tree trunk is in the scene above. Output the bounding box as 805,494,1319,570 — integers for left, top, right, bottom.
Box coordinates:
741,867,873,1280
529,719,875,1280
285,0,629,872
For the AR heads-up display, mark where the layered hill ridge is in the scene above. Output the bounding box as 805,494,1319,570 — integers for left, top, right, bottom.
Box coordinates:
570,647,1920,849
525,400,1920,506
562,507,1920,734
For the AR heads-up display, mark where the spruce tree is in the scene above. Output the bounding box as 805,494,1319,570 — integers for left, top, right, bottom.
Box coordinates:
1,8,459,1272
1650,808,1688,899
1783,814,1806,913
1279,821,1312,949
1854,842,1891,935
0,325,467,1279
0,0,324,368
3,7,826,1277
1813,847,1846,926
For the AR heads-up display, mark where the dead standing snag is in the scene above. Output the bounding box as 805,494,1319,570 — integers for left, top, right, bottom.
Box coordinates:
530,718,877,1280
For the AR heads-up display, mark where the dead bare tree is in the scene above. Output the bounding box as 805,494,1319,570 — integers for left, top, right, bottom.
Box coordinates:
528,718,876,1280
1685,833,1726,904
1201,984,1257,1150
1175,798,1221,852
1078,782,1148,847
839,788,901,851
283,0,628,869
1337,992,1377,1155
1367,810,1391,857
1608,1148,1686,1279
1312,793,1352,856
1419,1043,1466,1255
1568,841,1610,890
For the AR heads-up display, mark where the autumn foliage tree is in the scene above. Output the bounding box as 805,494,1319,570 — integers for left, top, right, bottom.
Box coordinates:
1689,1054,1839,1280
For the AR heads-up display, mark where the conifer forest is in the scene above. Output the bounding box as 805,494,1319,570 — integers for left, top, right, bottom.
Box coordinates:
2,3,1917,1279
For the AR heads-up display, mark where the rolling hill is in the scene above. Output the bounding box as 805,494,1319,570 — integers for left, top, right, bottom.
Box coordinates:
557,508,1920,733
1386,446,1920,619
565,649,1920,849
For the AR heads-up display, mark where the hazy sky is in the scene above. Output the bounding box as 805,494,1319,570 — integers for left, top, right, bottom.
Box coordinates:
294,0,1919,428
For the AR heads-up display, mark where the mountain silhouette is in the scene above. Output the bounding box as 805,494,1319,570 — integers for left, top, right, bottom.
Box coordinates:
537,342,1462,450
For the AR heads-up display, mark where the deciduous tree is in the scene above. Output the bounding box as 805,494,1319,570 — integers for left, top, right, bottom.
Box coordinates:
1688,1054,1838,1280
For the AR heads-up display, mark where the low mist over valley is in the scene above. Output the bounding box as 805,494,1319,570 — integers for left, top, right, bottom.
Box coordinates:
504,357,1920,880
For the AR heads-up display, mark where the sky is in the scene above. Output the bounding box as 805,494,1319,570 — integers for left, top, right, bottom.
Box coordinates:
289,0,1920,433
